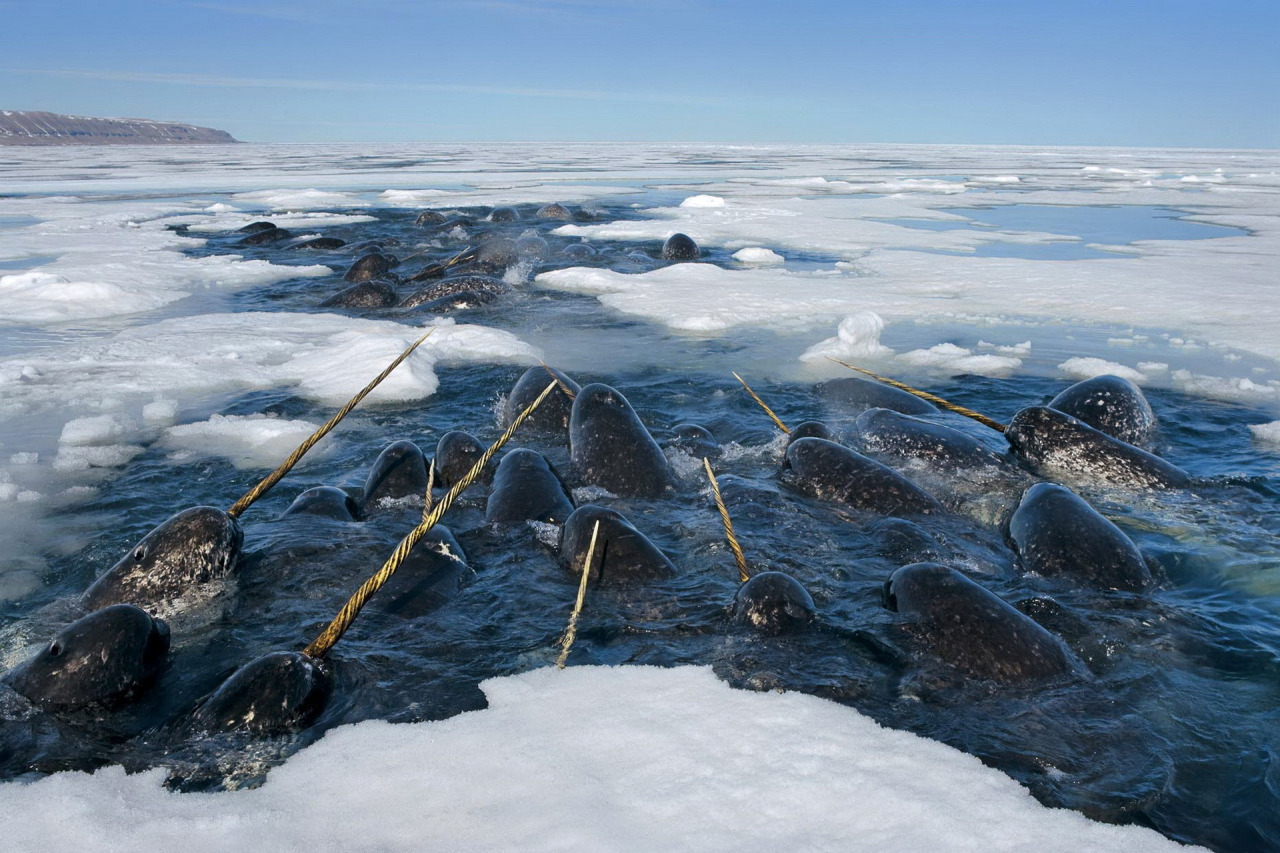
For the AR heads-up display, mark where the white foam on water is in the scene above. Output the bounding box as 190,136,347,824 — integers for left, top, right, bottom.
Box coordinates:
0,666,1199,853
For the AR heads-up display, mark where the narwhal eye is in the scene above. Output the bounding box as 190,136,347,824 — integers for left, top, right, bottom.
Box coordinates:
134,546,147,562
47,641,63,658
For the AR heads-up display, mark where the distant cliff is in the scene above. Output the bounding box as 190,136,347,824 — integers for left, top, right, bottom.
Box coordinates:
0,111,238,145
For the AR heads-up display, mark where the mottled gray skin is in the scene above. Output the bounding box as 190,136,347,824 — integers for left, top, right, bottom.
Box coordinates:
661,233,700,261
192,651,330,734
503,367,581,436
435,430,495,488
237,227,291,246
1048,375,1157,448
289,236,346,251
1005,406,1189,489
399,274,509,309
786,421,835,446
83,507,243,611
472,238,518,273
559,505,677,584
867,517,946,564
886,563,1075,682
1008,483,1152,593
361,440,429,508
732,572,816,635
485,449,575,524
782,438,943,517
488,206,519,223
320,280,398,309
372,525,468,619
855,407,1005,470
570,384,676,499
820,377,936,416
5,604,170,710
282,486,360,521
668,423,719,459
344,252,394,283
537,203,573,220
562,243,597,260
415,210,447,226
401,290,500,315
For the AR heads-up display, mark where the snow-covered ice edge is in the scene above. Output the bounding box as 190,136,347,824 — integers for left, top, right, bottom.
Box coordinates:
0,666,1201,853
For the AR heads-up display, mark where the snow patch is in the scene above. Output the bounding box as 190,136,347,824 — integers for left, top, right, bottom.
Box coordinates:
0,666,1198,853
731,247,784,265
679,194,726,208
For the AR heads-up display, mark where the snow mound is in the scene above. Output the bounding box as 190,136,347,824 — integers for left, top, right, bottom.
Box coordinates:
0,666,1197,853
732,247,784,265
801,312,894,363
680,194,726,208
0,271,182,324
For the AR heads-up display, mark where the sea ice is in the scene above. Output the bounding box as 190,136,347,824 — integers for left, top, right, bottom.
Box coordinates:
898,343,1022,376
0,666,1199,853
1057,358,1147,383
800,312,894,362
159,414,332,470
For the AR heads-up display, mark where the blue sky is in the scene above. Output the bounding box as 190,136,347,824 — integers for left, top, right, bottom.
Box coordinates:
2,0,1277,146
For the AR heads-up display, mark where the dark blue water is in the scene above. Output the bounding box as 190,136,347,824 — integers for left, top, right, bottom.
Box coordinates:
2,199,1278,852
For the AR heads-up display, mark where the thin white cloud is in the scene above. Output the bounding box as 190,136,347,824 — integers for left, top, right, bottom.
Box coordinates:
13,67,730,107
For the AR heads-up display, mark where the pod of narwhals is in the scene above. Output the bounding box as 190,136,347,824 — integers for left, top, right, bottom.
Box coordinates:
3,359,1202,747
211,200,707,318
